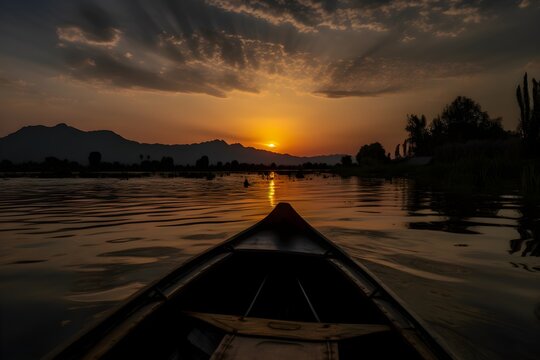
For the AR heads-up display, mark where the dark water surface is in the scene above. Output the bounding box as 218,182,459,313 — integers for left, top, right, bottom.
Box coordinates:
0,174,538,359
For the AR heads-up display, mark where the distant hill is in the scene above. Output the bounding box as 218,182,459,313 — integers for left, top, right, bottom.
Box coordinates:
0,123,344,166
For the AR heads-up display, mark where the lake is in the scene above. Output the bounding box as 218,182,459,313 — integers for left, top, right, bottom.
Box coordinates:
0,174,538,359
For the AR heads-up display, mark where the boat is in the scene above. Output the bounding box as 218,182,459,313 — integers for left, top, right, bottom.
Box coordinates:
48,203,455,360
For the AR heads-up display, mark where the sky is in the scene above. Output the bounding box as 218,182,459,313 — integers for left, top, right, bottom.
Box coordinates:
1,0,539,156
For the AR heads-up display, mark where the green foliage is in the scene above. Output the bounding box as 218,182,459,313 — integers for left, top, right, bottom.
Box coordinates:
356,142,387,165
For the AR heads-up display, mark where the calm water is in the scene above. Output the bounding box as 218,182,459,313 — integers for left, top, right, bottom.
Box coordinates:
0,174,538,359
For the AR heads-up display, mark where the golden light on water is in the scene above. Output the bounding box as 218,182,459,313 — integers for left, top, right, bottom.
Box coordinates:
268,176,276,207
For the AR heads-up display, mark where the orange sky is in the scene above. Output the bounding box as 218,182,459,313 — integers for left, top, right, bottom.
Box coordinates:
0,67,526,156
0,1,538,156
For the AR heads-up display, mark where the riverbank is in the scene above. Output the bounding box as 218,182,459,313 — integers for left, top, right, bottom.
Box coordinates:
2,157,538,198
334,158,540,197
0,169,321,180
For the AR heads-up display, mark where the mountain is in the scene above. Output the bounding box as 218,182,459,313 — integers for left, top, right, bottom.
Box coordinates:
0,124,344,166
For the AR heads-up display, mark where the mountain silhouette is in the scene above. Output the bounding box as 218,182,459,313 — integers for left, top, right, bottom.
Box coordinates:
0,123,343,165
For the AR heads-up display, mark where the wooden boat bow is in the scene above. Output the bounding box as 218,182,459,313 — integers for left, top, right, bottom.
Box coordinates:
47,202,456,360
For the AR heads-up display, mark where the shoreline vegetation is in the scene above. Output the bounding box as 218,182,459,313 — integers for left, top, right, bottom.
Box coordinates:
340,73,540,196
1,73,539,197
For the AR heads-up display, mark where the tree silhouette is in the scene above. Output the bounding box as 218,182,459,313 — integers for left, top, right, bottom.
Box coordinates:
195,155,209,169
356,142,387,164
341,155,353,166
402,139,408,158
88,151,101,168
394,144,401,159
433,96,504,144
161,156,174,171
405,114,429,156
516,73,540,156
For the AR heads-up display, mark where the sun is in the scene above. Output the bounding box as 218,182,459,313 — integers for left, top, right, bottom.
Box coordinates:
266,143,277,149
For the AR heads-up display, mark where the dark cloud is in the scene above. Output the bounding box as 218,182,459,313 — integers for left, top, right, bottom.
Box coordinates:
61,46,258,97
314,87,402,98
314,55,480,98
77,2,118,43
1,0,538,98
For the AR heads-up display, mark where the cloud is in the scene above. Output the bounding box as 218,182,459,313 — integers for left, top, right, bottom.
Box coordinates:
313,87,402,98
61,46,259,97
2,0,537,98
57,3,121,46
313,56,480,98
57,26,121,47
518,0,531,8
76,2,119,43
442,5,484,24
207,0,390,32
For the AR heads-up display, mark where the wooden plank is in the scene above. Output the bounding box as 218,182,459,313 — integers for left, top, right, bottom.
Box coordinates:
210,335,339,360
185,312,390,341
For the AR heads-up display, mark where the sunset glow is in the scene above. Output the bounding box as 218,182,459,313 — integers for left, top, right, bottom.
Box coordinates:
0,2,538,359
0,1,538,156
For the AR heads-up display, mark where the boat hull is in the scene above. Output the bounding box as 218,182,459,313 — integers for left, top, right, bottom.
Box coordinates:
47,203,455,360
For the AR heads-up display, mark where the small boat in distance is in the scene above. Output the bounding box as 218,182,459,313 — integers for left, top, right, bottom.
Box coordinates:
48,203,455,360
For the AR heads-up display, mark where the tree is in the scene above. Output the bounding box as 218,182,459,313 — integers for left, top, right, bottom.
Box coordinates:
195,155,209,169
356,142,387,164
516,73,540,156
341,155,353,166
88,151,101,168
405,114,429,156
394,144,401,159
161,156,174,171
402,140,408,158
433,96,504,144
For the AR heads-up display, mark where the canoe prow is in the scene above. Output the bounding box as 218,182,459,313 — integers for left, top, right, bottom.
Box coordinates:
261,202,308,227
47,202,456,360
233,203,332,255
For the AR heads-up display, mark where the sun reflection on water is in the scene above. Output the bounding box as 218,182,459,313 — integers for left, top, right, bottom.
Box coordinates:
268,174,276,207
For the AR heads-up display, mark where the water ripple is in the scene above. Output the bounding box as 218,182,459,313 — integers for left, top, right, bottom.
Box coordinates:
0,175,538,360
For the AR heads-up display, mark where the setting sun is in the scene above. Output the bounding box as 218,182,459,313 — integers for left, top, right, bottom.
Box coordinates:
0,1,537,358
